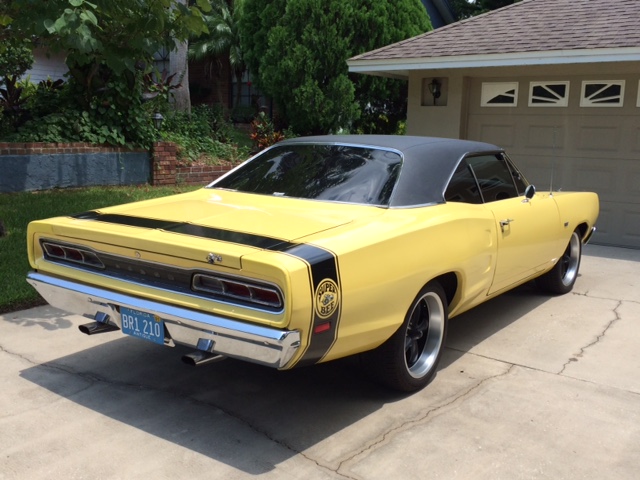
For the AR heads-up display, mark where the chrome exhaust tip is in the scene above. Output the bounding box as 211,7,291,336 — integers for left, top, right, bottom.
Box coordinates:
182,351,226,367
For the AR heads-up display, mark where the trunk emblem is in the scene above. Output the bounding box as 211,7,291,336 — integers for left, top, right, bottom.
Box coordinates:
206,253,223,264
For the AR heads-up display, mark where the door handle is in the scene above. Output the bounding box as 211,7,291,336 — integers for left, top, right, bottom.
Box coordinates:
499,218,514,232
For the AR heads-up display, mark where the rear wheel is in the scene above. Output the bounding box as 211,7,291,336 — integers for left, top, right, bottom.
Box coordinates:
536,230,582,295
364,281,448,392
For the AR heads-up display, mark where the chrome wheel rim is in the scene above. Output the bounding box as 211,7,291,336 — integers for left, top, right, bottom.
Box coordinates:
561,232,581,286
404,291,445,379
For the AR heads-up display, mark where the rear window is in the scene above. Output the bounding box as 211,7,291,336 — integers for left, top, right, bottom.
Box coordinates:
212,143,402,206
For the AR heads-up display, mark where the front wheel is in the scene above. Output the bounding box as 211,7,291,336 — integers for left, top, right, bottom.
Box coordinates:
536,230,582,295
363,281,448,392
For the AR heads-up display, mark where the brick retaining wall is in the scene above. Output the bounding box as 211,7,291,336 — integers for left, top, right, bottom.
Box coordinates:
0,142,140,156
151,141,234,187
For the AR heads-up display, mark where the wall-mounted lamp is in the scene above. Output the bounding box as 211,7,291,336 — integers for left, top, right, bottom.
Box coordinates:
152,112,164,131
428,79,441,105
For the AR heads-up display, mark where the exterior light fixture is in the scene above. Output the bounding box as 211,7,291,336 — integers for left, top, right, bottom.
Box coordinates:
152,112,164,131
428,79,441,105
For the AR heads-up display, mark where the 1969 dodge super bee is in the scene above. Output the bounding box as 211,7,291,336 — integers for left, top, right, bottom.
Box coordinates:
26,135,599,392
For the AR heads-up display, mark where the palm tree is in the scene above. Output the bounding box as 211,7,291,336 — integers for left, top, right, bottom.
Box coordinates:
189,0,246,110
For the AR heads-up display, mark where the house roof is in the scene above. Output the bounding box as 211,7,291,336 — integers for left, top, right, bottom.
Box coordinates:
348,0,640,78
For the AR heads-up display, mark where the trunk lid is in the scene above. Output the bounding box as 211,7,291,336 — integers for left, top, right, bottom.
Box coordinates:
47,189,383,268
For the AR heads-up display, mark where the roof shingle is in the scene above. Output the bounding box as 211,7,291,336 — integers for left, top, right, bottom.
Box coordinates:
350,0,640,61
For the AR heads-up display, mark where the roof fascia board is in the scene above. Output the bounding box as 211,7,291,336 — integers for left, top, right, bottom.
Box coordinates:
348,48,640,74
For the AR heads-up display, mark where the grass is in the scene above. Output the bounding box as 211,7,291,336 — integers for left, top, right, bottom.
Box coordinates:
0,184,200,314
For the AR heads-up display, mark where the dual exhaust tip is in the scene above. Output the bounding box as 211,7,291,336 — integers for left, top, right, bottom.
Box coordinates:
79,319,226,367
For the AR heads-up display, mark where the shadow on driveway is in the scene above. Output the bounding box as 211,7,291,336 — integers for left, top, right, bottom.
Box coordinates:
19,281,553,474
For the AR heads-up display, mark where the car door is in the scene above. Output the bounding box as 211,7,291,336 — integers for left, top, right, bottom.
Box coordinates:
463,154,562,294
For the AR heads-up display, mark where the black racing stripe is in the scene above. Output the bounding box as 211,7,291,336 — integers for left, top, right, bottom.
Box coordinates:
74,211,342,366
73,211,291,249
281,244,341,368
166,224,290,250
73,212,180,230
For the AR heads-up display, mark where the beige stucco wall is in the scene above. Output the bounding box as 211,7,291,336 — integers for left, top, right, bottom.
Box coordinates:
406,71,468,139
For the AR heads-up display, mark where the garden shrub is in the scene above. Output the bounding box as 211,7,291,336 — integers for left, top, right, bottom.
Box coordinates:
161,105,249,164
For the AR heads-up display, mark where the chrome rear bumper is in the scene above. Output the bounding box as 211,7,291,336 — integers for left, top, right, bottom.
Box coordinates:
27,271,300,369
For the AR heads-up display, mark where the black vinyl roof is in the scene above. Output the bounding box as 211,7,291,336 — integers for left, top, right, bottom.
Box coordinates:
280,135,503,207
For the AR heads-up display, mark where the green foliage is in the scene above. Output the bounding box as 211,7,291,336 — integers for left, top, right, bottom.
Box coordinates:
161,105,249,164
3,73,157,146
0,36,33,78
349,0,430,134
2,0,211,147
190,0,246,109
241,0,430,135
0,37,35,130
11,0,209,78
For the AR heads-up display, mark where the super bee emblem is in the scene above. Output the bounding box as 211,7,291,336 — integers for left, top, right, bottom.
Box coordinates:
315,279,340,318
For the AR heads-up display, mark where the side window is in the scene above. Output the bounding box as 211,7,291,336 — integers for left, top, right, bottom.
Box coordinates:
503,154,529,195
445,160,483,204
467,154,519,202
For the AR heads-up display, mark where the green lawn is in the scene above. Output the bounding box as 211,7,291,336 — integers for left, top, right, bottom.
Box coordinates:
0,184,200,314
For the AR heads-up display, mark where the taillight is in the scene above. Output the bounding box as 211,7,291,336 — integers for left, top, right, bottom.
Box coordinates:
192,273,283,310
42,241,104,269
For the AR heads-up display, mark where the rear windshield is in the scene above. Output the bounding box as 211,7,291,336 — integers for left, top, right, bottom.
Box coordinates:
211,143,402,206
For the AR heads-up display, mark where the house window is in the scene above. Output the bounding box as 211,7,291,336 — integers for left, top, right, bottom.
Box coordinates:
580,81,625,107
481,82,518,107
152,47,170,76
529,82,569,107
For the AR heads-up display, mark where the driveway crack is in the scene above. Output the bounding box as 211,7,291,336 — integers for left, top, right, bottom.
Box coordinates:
336,364,515,477
559,300,623,374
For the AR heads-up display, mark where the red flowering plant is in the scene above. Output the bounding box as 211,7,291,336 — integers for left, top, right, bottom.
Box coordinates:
249,111,284,152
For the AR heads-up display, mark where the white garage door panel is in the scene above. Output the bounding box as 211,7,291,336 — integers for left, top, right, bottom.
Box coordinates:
478,123,517,148
593,205,617,246
576,125,620,152
621,209,640,246
526,125,567,150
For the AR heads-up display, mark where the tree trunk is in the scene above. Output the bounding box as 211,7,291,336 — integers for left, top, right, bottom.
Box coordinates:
170,41,191,114
169,0,191,113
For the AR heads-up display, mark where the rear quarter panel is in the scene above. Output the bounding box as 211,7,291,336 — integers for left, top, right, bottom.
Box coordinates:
306,203,499,362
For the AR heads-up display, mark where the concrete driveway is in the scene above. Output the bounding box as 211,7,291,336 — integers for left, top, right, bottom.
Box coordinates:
1,244,639,479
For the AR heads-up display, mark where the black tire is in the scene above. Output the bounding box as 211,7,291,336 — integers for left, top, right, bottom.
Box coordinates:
535,230,582,295
363,281,448,392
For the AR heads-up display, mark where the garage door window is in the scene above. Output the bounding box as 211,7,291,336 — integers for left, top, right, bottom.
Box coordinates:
529,82,569,107
580,81,625,107
481,82,518,107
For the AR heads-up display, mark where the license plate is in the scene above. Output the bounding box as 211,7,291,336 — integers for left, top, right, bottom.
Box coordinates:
120,307,165,345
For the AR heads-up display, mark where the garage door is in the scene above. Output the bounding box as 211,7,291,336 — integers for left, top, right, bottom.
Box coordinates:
465,76,640,249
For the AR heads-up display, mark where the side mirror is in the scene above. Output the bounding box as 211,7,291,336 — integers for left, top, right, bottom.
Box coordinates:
524,184,536,202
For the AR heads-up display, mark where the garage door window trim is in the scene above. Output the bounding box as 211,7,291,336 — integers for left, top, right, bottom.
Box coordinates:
580,81,625,107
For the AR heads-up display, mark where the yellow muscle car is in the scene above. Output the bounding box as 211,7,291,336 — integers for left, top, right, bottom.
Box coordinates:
26,136,599,392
